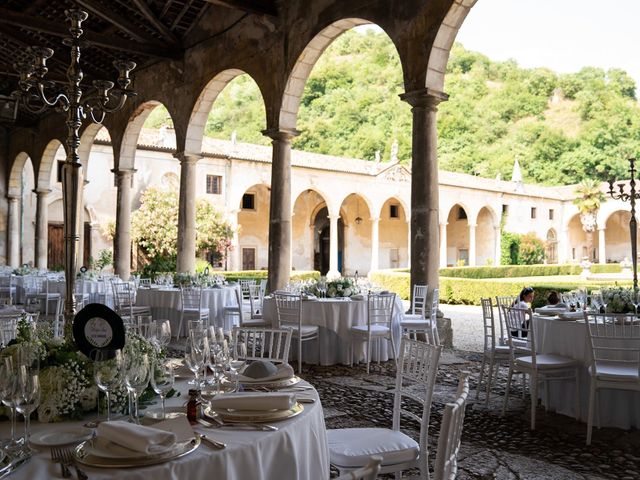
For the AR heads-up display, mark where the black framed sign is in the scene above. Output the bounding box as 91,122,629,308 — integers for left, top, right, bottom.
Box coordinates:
73,303,125,359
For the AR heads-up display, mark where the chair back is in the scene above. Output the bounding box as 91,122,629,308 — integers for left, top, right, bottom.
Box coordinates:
239,279,256,301
140,278,152,287
259,279,267,297
411,284,428,317
248,284,263,318
367,292,395,331
0,312,20,347
430,288,440,323
392,338,441,475
433,373,470,480
480,298,496,352
181,286,204,310
274,293,302,330
0,275,14,305
495,295,517,345
502,306,535,362
585,313,640,379
232,326,292,363
335,456,382,480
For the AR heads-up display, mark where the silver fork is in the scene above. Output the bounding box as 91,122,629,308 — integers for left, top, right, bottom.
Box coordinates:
60,447,88,480
50,447,71,478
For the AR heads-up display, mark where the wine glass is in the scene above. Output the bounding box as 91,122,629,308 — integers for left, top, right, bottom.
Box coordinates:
124,350,150,424
185,334,207,387
229,341,247,391
156,320,172,349
93,349,124,422
14,361,40,447
150,359,174,420
0,356,18,446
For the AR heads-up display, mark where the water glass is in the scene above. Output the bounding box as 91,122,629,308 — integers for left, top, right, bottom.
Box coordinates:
0,357,18,446
150,359,175,419
156,320,172,348
14,363,40,447
93,349,124,422
185,334,208,386
124,351,150,423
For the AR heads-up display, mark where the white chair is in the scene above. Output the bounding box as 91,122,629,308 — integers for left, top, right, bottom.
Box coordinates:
351,292,397,373
259,279,267,298
329,338,442,478
400,284,427,338
502,306,580,430
0,274,16,305
139,278,152,287
584,312,640,445
274,293,319,374
223,286,246,332
232,326,292,363
476,298,510,405
335,456,382,480
495,295,517,346
401,288,440,345
239,279,256,310
0,312,20,347
24,275,61,320
111,280,151,329
433,373,470,480
179,285,210,338
242,284,268,327
74,275,91,310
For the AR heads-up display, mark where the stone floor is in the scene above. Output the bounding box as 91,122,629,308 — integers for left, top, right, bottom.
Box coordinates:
304,349,640,480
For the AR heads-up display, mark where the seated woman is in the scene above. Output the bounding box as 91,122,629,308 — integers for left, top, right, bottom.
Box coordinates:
512,286,534,309
546,290,567,309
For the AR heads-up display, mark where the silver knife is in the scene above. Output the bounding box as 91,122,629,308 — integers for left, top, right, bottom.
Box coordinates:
0,453,32,479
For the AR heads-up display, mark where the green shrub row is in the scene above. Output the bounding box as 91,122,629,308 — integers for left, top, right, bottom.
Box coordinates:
438,263,621,279
221,270,320,283
369,271,411,300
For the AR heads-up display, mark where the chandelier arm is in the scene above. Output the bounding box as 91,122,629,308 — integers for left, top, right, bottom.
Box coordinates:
98,92,129,114
87,108,106,124
36,83,69,109
20,96,52,115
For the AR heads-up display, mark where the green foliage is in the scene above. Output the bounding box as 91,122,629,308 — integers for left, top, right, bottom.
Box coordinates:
519,233,546,265
501,232,520,265
195,259,214,274
92,249,113,271
438,263,621,279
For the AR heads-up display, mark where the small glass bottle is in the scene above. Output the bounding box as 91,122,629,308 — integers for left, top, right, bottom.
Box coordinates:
187,389,201,424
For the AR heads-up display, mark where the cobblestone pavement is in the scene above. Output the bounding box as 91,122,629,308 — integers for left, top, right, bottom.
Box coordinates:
304,349,640,480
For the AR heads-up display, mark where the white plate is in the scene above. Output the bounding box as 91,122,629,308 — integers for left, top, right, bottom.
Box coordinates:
30,426,94,447
143,407,187,421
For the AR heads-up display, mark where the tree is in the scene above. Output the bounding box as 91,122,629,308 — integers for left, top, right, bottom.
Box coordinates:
131,187,234,267
519,233,546,265
573,179,606,262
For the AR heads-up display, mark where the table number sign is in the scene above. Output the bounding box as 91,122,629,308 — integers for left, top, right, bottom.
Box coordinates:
73,303,126,359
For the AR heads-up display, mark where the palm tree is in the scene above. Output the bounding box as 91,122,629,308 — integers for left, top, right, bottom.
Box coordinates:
573,179,606,262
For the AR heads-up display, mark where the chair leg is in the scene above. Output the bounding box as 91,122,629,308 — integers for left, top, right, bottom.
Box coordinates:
574,368,580,420
366,338,371,374
502,367,513,416
530,373,537,430
298,336,302,375
586,381,596,445
477,352,487,399
389,333,397,368
485,354,495,406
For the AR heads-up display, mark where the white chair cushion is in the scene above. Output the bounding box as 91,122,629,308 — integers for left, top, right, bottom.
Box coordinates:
515,354,577,369
402,313,423,321
328,428,419,468
494,345,511,355
282,323,319,337
183,307,210,314
400,319,430,328
350,324,390,336
591,362,640,382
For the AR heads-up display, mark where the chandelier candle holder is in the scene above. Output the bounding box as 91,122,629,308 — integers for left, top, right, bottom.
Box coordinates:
607,158,640,292
13,9,136,331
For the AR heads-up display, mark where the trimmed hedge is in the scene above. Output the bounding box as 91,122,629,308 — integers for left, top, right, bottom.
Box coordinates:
221,270,320,283
369,271,411,300
438,263,621,279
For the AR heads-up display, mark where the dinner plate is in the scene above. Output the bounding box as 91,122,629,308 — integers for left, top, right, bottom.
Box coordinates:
204,402,303,423
240,375,301,390
30,426,94,447
142,406,188,421
74,436,200,468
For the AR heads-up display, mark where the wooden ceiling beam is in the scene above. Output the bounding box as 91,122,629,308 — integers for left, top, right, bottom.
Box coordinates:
131,0,180,45
0,9,181,59
204,0,277,17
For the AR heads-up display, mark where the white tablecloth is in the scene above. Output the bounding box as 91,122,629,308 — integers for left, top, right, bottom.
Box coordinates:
533,315,640,429
136,286,239,336
263,296,403,365
14,277,111,307
1,379,329,480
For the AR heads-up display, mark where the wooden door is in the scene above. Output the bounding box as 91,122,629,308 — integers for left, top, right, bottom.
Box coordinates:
242,248,256,270
47,224,64,270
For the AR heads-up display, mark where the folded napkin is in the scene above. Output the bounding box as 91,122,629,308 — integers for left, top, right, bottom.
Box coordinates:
238,362,295,383
351,294,365,301
210,392,296,411
96,420,177,455
302,294,317,300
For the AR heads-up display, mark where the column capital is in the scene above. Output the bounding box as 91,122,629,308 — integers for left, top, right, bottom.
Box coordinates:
6,195,18,202
173,151,202,164
262,128,301,142
598,226,607,232
32,188,52,196
370,216,381,223
111,168,137,177
440,221,449,227
328,214,341,222
468,223,477,229
399,88,449,109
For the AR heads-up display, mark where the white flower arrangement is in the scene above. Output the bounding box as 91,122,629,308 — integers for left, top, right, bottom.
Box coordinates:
600,287,636,313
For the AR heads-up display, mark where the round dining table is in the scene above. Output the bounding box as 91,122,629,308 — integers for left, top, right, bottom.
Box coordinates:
533,314,640,429
262,295,404,366
135,285,240,336
0,378,329,480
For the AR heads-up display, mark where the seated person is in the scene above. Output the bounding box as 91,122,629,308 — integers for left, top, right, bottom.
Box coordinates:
512,286,534,309
546,291,568,309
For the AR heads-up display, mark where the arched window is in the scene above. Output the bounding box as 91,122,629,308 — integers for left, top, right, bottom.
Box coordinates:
546,229,558,264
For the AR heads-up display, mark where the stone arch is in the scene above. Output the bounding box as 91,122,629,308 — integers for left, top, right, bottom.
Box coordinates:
292,189,330,272
546,228,558,264
237,183,271,271
446,203,470,267
379,197,409,269
185,69,266,154
339,193,372,275
476,206,498,266
8,152,31,197
425,0,478,91
604,209,634,263
119,101,176,171
567,213,599,263
78,123,109,171
280,18,397,131
37,140,64,191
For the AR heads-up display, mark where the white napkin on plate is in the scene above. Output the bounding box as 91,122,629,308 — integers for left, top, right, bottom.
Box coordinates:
96,420,177,455
210,392,296,411
238,363,295,383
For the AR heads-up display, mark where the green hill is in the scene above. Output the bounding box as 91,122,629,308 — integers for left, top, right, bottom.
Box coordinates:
147,29,640,186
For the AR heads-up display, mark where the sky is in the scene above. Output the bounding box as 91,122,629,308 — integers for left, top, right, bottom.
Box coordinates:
456,0,640,86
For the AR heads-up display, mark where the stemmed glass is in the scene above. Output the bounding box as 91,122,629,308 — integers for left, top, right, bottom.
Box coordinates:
0,356,18,446
156,320,172,349
150,359,174,420
632,290,640,316
228,341,247,392
14,348,40,447
124,350,150,424
93,349,124,422
185,333,208,387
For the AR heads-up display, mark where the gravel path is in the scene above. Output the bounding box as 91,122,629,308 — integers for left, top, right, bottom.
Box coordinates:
441,303,484,352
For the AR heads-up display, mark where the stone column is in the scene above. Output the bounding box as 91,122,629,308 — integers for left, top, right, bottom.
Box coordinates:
598,227,606,264
176,153,202,274
494,226,502,266
309,224,316,271
406,219,411,268
468,223,477,267
113,169,134,280
559,228,569,263
229,209,240,271
400,88,448,293
7,195,20,267
263,128,299,291
33,188,51,269
328,214,340,277
370,216,380,273
439,222,447,268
